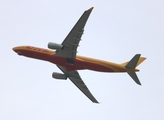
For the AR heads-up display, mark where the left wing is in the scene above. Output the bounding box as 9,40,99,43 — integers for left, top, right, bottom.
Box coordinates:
57,65,99,103
56,7,94,59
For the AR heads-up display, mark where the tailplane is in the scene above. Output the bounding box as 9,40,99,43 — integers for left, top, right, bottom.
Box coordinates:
125,54,141,69
121,55,146,67
127,72,141,85
122,54,146,85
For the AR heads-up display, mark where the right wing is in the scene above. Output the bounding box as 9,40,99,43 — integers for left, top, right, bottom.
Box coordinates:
55,7,94,59
57,65,99,103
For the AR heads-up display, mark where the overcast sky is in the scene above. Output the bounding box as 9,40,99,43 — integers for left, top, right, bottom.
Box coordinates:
0,0,164,120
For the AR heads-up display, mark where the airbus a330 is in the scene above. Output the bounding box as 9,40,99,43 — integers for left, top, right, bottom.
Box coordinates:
13,7,146,103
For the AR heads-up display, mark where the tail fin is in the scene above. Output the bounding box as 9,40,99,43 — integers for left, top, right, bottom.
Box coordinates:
123,54,146,85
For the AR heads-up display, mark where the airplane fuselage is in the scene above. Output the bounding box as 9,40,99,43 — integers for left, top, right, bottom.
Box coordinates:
13,46,138,73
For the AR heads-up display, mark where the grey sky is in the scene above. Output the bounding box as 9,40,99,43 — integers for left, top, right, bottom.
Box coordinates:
0,0,164,120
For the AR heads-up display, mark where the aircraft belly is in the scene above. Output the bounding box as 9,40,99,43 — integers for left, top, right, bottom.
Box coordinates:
19,50,50,61
76,56,126,72
48,55,125,72
84,62,114,72
48,55,86,71
21,51,125,72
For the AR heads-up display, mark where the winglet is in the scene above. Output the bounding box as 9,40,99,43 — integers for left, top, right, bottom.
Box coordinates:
94,101,100,104
96,102,101,104
88,7,94,11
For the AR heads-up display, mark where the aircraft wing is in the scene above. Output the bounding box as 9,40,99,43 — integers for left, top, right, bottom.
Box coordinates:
57,65,99,103
56,7,93,59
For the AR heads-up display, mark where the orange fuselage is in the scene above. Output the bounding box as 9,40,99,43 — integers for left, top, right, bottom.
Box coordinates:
13,46,137,72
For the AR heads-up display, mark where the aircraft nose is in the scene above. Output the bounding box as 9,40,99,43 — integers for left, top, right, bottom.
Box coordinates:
12,47,17,51
12,47,22,55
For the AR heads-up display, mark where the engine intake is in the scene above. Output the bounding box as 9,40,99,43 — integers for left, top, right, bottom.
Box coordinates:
48,42,63,50
52,72,67,80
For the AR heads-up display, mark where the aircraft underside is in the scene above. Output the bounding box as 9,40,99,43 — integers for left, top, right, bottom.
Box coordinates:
13,7,146,103
21,49,125,72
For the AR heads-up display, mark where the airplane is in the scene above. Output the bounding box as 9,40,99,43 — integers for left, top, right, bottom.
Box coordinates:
12,7,146,103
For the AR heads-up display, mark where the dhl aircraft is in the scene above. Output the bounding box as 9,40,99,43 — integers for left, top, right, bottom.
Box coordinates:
13,7,146,103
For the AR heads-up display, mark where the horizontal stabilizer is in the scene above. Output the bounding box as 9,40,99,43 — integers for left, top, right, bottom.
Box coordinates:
121,57,146,67
127,72,141,85
125,54,141,69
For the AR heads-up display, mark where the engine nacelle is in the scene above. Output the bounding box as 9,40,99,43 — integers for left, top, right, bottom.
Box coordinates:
48,42,63,50
52,72,67,80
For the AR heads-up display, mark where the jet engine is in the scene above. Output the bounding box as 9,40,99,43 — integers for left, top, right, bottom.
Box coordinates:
48,42,63,50
52,72,67,80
